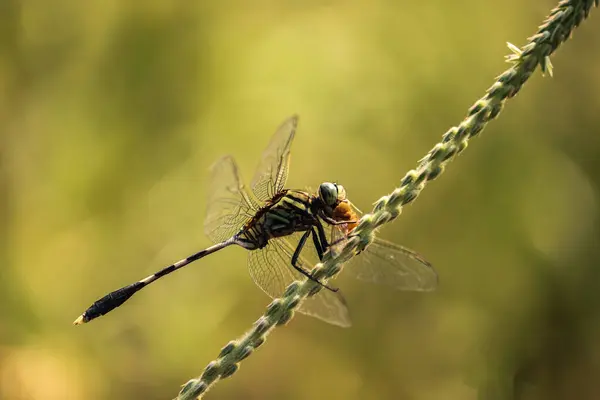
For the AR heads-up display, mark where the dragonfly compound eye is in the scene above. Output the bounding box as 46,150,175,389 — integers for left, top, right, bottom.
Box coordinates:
319,182,338,206
335,185,347,201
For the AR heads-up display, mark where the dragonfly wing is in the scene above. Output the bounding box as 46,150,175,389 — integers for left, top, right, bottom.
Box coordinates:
204,155,260,244
251,116,298,202
247,238,352,328
328,201,437,292
340,236,438,291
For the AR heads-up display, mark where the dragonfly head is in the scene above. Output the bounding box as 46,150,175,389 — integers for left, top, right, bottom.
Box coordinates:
318,182,347,207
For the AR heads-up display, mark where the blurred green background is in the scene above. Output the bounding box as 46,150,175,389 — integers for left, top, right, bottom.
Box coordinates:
1,1,600,399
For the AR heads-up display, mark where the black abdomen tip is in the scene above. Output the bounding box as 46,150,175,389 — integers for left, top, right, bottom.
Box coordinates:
73,281,144,325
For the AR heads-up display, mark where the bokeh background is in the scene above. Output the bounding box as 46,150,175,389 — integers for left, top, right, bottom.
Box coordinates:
2,1,600,399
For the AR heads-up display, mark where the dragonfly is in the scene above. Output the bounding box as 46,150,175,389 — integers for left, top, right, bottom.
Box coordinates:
73,115,438,327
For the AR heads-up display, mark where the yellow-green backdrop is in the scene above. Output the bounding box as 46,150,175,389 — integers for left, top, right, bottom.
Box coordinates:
2,1,600,399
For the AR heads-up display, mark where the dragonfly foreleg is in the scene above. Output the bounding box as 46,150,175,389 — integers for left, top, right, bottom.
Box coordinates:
291,229,338,292
321,214,358,226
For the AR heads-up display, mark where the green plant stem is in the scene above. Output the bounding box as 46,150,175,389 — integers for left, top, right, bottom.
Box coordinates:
178,1,597,398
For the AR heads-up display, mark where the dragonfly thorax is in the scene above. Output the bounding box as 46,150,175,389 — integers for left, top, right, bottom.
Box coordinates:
236,190,321,250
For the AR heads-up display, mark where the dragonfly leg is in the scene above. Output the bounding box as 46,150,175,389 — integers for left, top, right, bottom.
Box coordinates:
315,220,330,250
291,230,338,292
322,215,358,226
311,227,325,261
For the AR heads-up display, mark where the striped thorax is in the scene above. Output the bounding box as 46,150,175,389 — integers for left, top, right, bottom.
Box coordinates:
236,190,319,250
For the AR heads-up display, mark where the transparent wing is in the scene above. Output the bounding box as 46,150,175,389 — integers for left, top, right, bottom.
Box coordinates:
247,238,352,328
204,155,260,243
251,115,298,202
348,238,437,291
331,226,438,291
329,198,438,292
